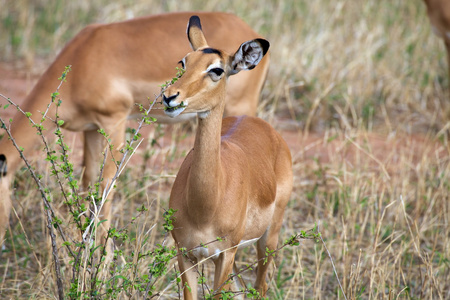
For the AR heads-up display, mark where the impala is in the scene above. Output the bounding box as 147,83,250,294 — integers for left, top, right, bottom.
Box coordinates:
0,12,269,244
423,0,450,80
163,16,293,298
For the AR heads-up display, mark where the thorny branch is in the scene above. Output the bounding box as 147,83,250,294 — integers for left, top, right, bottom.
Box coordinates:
0,113,65,300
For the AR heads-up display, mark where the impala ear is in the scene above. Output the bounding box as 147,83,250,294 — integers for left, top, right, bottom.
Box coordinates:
229,38,270,75
0,154,7,177
187,15,208,51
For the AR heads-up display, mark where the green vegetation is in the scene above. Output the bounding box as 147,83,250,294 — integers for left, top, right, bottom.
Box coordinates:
1,0,449,299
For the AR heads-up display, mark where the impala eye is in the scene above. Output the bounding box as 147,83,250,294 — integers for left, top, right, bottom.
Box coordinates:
178,59,185,69
209,68,224,76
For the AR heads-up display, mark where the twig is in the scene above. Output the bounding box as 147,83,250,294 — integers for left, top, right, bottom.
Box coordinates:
303,83,335,139
101,93,164,201
0,91,79,258
317,221,347,300
0,115,65,300
345,134,391,181
157,228,319,299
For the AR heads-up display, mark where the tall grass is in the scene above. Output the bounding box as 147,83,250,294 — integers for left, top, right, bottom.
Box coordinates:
1,0,449,299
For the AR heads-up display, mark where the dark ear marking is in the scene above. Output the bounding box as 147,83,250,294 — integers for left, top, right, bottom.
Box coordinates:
188,15,202,30
254,38,270,56
186,15,208,50
187,15,202,46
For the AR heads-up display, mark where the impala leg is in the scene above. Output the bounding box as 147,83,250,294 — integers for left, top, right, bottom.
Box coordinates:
444,41,450,122
82,121,125,252
177,254,198,300
212,249,238,298
255,225,285,296
255,180,292,296
445,40,450,99
254,230,271,295
82,129,107,242
0,176,11,246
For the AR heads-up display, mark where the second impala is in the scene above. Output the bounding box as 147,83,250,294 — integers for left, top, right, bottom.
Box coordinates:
0,12,269,246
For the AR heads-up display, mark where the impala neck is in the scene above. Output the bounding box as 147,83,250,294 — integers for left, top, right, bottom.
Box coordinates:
186,94,226,220
1,90,57,177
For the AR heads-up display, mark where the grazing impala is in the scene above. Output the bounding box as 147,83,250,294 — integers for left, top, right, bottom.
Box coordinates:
0,12,269,244
423,0,450,80
164,16,293,298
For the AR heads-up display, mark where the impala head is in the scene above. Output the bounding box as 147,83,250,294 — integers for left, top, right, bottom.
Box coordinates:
162,15,269,119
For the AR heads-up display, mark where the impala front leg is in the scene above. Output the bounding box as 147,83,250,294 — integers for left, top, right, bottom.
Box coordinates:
82,118,126,249
0,175,11,246
177,253,199,300
213,249,238,298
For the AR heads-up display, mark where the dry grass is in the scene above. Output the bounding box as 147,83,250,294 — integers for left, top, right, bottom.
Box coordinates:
1,0,450,299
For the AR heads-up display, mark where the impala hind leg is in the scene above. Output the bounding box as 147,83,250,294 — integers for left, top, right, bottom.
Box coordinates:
254,230,272,295
254,180,292,296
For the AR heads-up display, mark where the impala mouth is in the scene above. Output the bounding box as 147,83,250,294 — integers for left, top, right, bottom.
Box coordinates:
163,101,187,118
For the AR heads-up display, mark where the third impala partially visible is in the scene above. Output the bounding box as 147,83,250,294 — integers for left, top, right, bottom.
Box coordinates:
163,16,293,299
423,0,450,79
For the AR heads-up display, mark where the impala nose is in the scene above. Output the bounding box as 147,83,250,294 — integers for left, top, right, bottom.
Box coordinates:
163,92,179,108
162,91,186,118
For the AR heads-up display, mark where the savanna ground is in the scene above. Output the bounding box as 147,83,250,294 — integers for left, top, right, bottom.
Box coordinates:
1,0,449,299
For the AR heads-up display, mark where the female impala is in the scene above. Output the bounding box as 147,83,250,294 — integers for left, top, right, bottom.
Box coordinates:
163,16,293,298
0,12,269,245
